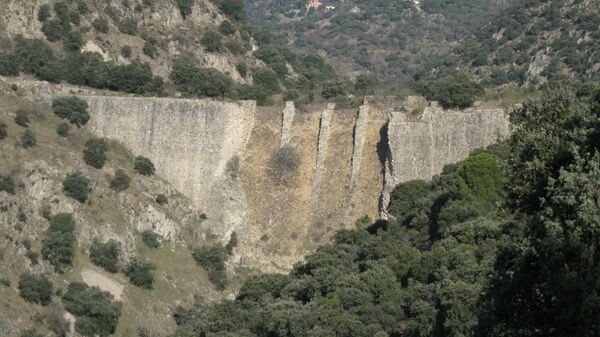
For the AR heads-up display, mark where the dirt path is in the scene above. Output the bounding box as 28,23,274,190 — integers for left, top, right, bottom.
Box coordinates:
81,269,124,301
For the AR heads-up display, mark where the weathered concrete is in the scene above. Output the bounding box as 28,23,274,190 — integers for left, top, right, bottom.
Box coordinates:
280,101,296,146
381,103,511,215
78,94,510,271
85,96,256,241
311,103,336,217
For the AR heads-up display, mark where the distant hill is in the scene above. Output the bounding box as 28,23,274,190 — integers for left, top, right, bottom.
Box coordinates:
245,0,515,90
422,0,600,87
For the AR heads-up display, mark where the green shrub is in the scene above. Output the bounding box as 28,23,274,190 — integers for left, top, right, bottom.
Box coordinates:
218,0,246,21
200,30,223,52
253,67,280,95
21,129,36,148
155,194,168,205
143,40,157,58
134,156,155,175
63,31,83,52
176,0,194,18
170,55,234,97
219,21,236,36
118,18,138,35
63,172,90,202
62,282,122,337
321,79,347,99
77,1,89,14
110,169,130,192
236,62,247,78
14,110,29,127
0,122,7,140
454,152,504,208
83,138,108,169
53,2,69,21
415,74,484,109
92,18,109,33
90,239,121,273
124,258,155,289
192,244,228,290
120,45,132,58
38,5,51,22
42,231,75,272
0,53,20,76
14,36,56,76
18,273,53,305
42,19,70,42
269,144,300,182
69,10,81,26
0,175,15,194
56,122,70,137
141,230,160,248
52,96,89,126
49,213,76,233
225,231,237,255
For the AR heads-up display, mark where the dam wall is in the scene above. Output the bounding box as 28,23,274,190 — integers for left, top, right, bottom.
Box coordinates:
81,95,510,271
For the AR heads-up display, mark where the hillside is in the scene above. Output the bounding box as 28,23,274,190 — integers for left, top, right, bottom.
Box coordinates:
422,0,600,87
245,0,515,91
0,0,256,82
0,82,247,337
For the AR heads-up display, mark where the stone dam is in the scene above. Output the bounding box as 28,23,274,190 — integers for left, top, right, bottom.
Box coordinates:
81,95,510,271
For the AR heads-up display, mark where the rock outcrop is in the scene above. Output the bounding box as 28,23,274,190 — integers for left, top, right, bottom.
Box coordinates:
80,95,510,270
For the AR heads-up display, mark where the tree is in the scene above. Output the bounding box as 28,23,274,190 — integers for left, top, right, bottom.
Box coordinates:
49,213,76,233
42,231,76,272
0,175,15,194
92,18,109,33
219,0,246,21
219,21,236,36
18,273,53,306
90,239,121,273
201,30,223,52
56,122,70,137
193,244,228,290
480,88,600,337
62,282,122,337
155,194,168,205
134,156,155,175
141,230,160,248
52,96,89,126
38,5,51,22
83,138,108,169
124,259,156,289
63,172,90,202
321,79,347,99
176,0,194,19
225,231,238,255
415,74,484,109
21,129,36,148
109,169,130,192
15,110,30,127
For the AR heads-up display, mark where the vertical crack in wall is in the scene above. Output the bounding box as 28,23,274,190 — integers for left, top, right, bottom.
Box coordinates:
280,101,296,146
310,103,335,219
345,103,369,222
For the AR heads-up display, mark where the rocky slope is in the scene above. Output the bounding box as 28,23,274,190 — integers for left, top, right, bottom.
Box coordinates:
0,0,257,81
0,81,239,337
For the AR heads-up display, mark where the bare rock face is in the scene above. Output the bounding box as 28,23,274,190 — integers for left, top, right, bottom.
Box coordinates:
81,94,510,271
